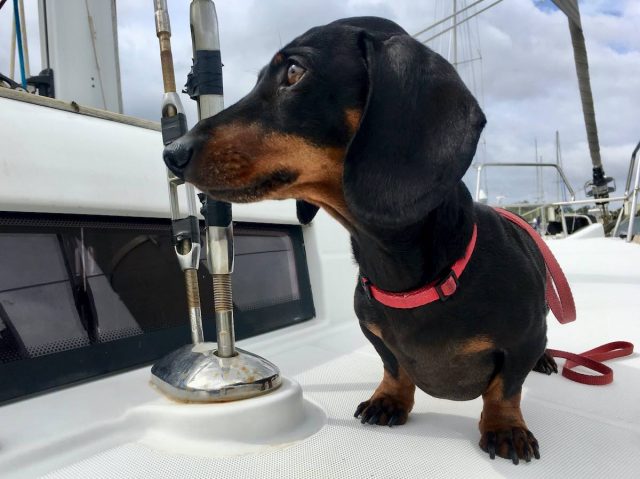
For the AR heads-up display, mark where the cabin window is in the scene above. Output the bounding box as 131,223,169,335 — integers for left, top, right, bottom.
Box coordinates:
0,213,314,403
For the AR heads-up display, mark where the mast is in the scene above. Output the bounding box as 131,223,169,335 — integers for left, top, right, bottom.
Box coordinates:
551,0,614,216
453,0,457,68
35,0,122,111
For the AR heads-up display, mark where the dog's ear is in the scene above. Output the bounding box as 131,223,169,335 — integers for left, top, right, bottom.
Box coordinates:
343,33,486,228
296,200,319,224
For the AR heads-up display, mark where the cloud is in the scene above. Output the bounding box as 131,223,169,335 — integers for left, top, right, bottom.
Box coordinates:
1,0,638,206
456,0,640,203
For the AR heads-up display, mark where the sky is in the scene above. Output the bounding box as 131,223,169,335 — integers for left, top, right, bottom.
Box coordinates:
1,0,639,206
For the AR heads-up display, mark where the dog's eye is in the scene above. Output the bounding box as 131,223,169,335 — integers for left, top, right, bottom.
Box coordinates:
287,63,306,86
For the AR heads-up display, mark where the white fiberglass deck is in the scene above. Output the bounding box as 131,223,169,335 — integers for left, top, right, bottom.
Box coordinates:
1,235,639,479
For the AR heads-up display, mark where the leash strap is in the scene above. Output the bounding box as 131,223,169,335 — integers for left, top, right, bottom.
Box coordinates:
493,207,576,324
493,208,634,385
547,342,634,385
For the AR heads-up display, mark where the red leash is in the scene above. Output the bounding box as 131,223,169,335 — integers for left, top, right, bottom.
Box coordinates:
494,208,634,385
493,208,576,324
546,342,634,386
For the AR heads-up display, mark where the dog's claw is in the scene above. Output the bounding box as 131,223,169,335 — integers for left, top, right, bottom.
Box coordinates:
509,439,519,465
354,396,409,426
368,412,381,425
359,402,379,424
515,429,531,463
480,427,538,465
360,411,369,424
486,431,497,460
527,431,541,459
354,402,367,418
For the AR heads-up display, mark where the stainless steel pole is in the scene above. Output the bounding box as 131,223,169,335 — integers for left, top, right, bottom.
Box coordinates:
188,0,236,358
154,0,204,345
627,147,640,242
150,0,281,402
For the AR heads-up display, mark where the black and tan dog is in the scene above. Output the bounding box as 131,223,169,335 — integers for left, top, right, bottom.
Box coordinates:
164,17,557,464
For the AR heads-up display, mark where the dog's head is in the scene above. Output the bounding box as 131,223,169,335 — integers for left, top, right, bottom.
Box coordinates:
164,17,485,228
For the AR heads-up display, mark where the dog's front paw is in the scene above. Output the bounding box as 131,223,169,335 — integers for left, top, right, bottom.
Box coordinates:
354,395,410,427
479,427,540,465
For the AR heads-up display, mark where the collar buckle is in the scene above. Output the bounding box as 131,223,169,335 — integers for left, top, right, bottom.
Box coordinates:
360,275,373,301
435,270,459,302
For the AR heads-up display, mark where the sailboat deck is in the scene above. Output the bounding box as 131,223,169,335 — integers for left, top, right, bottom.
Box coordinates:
1,236,638,478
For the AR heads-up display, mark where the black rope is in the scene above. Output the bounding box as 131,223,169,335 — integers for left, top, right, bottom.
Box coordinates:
42,0,51,68
0,71,22,90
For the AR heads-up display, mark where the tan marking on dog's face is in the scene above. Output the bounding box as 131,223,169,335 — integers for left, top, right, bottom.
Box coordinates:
345,108,363,135
185,122,355,227
272,53,285,65
458,336,494,355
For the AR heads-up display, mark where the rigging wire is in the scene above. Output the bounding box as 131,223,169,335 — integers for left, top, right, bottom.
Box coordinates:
412,0,487,38
420,0,503,44
42,0,50,69
9,9,16,79
11,0,27,88
18,0,29,77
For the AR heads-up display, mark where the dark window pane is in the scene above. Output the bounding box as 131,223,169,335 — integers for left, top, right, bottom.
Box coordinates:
0,233,90,359
81,228,188,333
231,229,299,311
0,233,69,290
1,283,90,357
0,213,315,403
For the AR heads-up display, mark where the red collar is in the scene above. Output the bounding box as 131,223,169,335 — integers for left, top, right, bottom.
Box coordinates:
360,224,478,309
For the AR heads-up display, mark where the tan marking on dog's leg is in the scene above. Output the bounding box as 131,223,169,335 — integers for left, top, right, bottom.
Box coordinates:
479,377,526,433
373,366,416,412
356,365,416,426
478,376,539,463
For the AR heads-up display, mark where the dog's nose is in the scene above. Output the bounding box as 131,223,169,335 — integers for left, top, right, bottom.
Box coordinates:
163,138,194,177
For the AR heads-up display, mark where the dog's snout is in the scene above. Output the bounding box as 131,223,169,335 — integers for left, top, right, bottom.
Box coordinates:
163,138,194,177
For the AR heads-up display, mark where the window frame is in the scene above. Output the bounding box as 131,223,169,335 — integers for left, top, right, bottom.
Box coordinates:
0,212,315,404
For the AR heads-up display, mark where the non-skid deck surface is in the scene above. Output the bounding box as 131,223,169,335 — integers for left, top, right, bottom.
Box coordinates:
42,345,640,479
11,237,639,478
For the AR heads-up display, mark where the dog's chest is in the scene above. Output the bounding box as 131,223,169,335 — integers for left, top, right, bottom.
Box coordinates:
393,336,496,401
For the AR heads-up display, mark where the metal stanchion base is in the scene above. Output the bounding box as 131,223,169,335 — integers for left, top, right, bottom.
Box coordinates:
150,343,281,402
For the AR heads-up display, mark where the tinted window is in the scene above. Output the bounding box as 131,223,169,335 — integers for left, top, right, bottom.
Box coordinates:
0,213,314,402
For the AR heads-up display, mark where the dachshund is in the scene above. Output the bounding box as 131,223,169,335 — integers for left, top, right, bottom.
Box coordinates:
163,16,557,464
